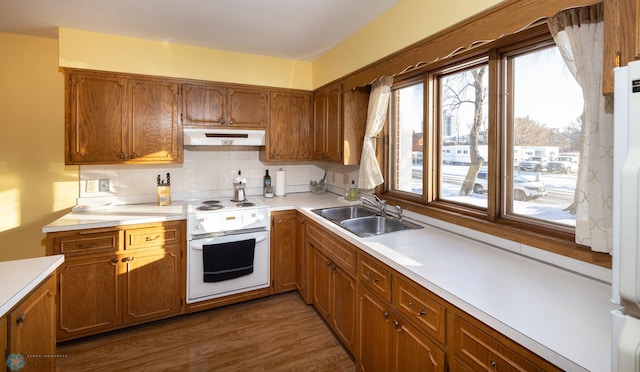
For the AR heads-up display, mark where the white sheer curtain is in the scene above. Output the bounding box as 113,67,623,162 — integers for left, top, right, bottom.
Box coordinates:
547,3,614,253
358,76,394,190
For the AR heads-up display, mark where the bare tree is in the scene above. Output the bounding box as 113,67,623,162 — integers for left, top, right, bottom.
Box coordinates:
514,116,551,146
441,66,487,196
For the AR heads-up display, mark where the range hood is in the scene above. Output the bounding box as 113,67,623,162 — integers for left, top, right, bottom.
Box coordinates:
183,128,265,146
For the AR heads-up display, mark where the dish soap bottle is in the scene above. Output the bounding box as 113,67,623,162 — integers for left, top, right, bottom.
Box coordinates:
347,180,358,201
263,169,272,197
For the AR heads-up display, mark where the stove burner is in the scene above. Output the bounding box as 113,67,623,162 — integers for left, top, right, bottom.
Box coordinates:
196,205,224,211
236,202,255,207
202,200,221,205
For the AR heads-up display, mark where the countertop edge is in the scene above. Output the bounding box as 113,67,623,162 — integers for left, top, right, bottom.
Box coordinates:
0,255,65,318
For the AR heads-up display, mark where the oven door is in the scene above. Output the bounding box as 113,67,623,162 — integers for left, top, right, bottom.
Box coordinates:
187,230,269,304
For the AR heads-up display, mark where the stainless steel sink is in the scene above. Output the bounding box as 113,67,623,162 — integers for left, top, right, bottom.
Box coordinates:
312,206,378,222
340,216,422,237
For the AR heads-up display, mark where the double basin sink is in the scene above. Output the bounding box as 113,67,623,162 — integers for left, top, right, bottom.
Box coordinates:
312,205,422,237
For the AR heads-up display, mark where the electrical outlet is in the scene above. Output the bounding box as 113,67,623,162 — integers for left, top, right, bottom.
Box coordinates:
99,179,110,192
343,174,349,185
85,179,98,193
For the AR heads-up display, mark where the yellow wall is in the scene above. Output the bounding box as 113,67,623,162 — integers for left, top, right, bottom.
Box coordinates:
0,32,78,261
312,0,503,87
0,0,504,261
59,28,314,90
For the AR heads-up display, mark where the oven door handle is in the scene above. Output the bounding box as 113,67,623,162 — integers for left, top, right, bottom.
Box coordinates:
190,235,268,251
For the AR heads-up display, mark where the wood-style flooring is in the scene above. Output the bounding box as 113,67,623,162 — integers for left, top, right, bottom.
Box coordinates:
55,292,355,371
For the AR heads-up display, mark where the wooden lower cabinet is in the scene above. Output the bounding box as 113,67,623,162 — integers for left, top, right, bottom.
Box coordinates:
271,210,306,294
47,221,185,341
312,248,356,354
6,275,57,371
452,313,562,372
358,285,446,372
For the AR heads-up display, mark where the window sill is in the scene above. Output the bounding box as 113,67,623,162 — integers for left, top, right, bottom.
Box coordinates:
382,195,612,281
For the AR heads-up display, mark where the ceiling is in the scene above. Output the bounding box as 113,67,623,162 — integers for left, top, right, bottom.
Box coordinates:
0,0,398,61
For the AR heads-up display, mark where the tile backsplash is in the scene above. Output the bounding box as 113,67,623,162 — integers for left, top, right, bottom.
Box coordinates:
79,147,360,202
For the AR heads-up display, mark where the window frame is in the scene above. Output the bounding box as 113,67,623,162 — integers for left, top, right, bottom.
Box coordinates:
378,25,600,265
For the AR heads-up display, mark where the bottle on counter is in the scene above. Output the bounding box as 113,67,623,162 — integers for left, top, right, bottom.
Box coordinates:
263,170,272,197
347,180,358,201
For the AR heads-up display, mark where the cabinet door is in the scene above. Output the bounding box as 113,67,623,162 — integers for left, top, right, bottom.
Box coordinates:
9,275,56,369
324,84,343,162
182,83,227,126
57,254,122,340
393,319,446,372
228,87,269,128
332,266,356,353
122,245,182,324
313,93,328,160
129,79,182,163
66,72,128,164
271,211,305,294
312,249,333,320
0,316,6,367
358,287,392,372
267,91,312,161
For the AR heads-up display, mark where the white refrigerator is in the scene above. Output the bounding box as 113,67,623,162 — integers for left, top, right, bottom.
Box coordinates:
613,59,640,372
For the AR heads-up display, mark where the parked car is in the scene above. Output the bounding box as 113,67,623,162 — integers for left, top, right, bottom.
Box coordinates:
473,171,547,201
518,156,548,172
546,155,579,174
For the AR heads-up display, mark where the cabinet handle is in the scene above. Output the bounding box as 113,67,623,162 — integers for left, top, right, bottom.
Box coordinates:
16,314,26,324
122,257,134,263
110,258,119,264
326,260,331,266
490,360,497,371
393,320,401,331
119,153,126,159
271,153,279,158
145,235,161,241
371,277,380,283
382,311,389,319
418,310,426,316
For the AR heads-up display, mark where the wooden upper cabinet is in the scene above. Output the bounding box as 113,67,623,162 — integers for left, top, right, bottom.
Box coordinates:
182,83,268,129
313,82,342,162
129,79,181,162
228,87,269,128
599,0,638,94
182,83,227,126
265,91,312,161
65,69,182,165
313,81,370,164
67,71,128,164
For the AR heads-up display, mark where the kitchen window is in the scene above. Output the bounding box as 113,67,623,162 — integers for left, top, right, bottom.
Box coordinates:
382,30,585,250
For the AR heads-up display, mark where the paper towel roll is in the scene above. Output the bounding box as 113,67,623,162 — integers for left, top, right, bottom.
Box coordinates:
275,169,286,196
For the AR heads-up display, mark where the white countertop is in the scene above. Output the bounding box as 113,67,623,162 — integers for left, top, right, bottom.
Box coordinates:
0,255,65,318
42,202,188,233
41,192,615,371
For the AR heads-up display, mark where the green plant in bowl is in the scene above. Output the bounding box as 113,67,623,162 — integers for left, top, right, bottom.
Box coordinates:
310,172,327,193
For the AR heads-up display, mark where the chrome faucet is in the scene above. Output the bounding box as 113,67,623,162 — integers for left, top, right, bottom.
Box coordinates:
395,205,403,221
362,195,387,216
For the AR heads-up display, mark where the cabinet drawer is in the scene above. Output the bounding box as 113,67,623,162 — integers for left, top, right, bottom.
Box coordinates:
393,276,446,345
453,315,560,372
126,222,182,249
306,220,356,275
54,230,120,256
358,255,391,302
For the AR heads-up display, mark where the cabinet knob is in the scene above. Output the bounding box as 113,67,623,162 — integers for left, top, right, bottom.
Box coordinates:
229,119,234,125
110,258,119,264
16,313,26,324
490,360,497,371
382,311,389,319
393,320,401,331
221,120,226,125
119,153,126,159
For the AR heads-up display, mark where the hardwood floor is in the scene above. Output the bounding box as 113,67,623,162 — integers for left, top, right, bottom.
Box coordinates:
55,292,355,371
